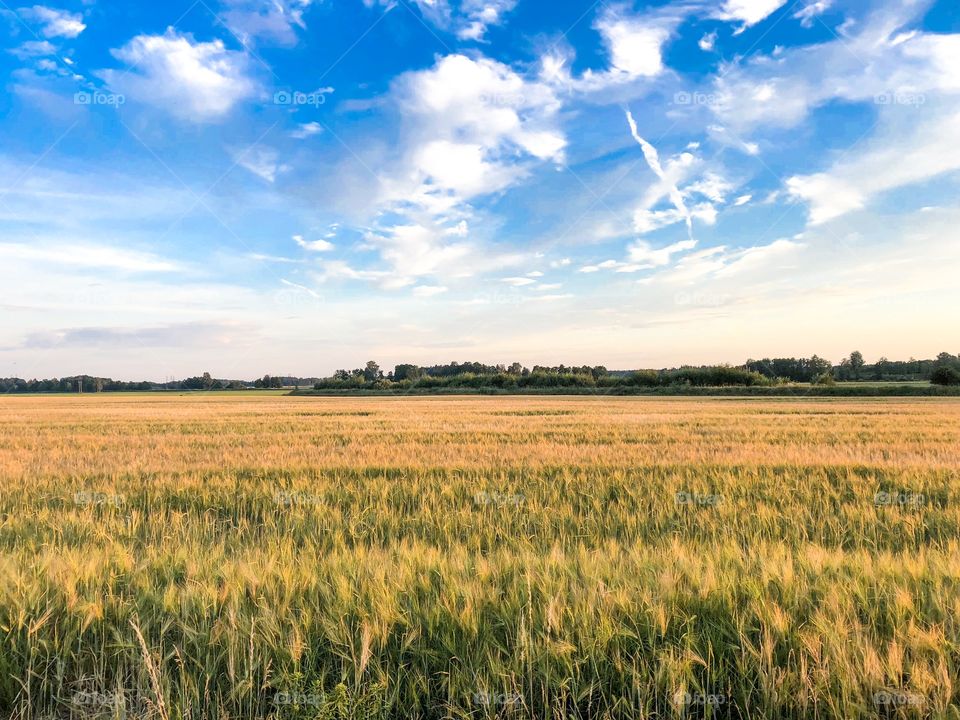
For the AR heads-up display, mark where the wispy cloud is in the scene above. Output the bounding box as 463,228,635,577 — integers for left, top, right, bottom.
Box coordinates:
19,5,86,38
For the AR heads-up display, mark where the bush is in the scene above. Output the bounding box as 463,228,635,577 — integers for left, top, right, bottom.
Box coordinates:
931,366,960,386
623,370,660,387
812,372,836,386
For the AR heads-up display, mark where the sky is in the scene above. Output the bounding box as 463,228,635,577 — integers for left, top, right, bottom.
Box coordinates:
1,0,958,379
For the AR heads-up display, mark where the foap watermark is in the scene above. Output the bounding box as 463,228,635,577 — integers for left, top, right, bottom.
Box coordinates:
673,90,720,107
874,91,925,107
272,287,325,311
74,491,124,508
470,289,524,307
674,291,732,308
273,691,322,707
475,491,524,507
69,690,149,713
673,691,727,709
873,690,924,708
74,90,125,106
479,92,525,108
274,491,324,507
273,88,333,107
675,491,722,507
472,690,522,707
874,491,925,508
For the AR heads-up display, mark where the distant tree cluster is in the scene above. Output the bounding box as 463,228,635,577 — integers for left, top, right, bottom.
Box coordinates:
314,361,772,391
0,376,154,393
744,356,834,382
3,352,958,393
1,373,283,393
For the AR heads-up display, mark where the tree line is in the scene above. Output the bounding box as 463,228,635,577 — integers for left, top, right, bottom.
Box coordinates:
2,352,958,394
315,352,960,391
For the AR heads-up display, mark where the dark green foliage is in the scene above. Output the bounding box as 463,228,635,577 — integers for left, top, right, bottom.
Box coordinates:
931,366,960,385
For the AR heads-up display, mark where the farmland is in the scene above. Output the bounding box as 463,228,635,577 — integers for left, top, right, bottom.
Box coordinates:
1,394,959,719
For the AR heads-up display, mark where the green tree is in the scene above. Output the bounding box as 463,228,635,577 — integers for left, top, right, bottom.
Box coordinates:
849,351,865,380
363,361,382,383
931,366,960,385
393,364,421,381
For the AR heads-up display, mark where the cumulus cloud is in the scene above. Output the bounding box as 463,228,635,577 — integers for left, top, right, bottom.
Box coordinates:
19,5,86,38
544,5,686,93
457,0,518,40
339,53,565,288
101,29,256,121
714,0,788,33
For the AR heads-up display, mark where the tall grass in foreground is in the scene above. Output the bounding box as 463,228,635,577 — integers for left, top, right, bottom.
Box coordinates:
0,396,959,718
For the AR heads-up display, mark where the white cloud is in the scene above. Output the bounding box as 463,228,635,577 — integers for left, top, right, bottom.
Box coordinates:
787,107,960,225
713,238,801,278
546,6,685,93
280,278,321,297
222,0,314,47
362,223,474,283
698,32,717,52
714,0,788,33
412,285,448,297
19,5,86,38
9,40,57,58
626,110,693,238
233,147,289,183
456,0,517,40
628,239,696,267
733,194,752,206
293,234,334,252
0,242,179,272
501,276,536,286
793,0,831,28
595,9,669,78
290,121,323,139
341,53,565,289
364,0,516,43
711,5,960,131
101,29,256,122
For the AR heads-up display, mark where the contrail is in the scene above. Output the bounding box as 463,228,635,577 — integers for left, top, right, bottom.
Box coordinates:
625,109,693,239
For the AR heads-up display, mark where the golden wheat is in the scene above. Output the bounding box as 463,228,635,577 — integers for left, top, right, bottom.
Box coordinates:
0,394,958,719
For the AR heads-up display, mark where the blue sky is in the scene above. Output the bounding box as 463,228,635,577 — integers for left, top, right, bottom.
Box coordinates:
1,0,958,378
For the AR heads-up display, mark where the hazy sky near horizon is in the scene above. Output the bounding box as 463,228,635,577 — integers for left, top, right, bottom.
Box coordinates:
1,0,958,379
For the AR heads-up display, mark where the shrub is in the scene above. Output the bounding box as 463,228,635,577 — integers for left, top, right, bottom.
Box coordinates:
931,366,960,386
812,372,836,386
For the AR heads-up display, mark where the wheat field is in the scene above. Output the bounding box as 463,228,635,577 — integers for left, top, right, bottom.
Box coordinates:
1,394,959,719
